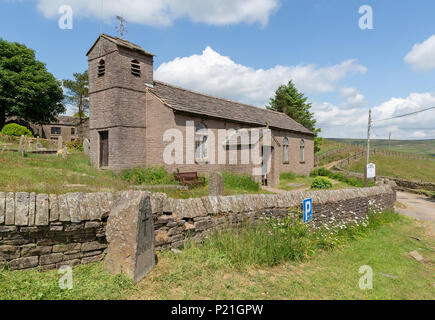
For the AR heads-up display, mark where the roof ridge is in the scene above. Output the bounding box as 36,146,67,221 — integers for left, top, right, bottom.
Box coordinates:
153,80,291,118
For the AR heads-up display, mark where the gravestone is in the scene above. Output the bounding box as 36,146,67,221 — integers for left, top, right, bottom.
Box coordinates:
104,191,155,284
208,172,224,196
62,146,68,159
18,135,25,156
83,138,90,155
57,136,63,151
35,137,44,150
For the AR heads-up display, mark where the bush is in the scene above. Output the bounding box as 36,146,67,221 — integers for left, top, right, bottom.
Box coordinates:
310,168,374,188
121,166,176,185
222,172,260,192
66,139,84,152
310,177,333,189
1,123,33,137
310,168,331,177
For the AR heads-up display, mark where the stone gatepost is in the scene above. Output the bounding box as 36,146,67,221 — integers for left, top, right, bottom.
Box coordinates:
208,172,224,196
104,191,155,284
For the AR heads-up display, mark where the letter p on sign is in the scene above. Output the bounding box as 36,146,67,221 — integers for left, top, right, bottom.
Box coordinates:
303,198,312,223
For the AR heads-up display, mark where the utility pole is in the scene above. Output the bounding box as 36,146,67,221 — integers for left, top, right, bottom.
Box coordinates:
364,109,372,187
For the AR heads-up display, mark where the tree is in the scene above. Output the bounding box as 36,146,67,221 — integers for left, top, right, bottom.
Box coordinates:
62,70,89,125
267,80,322,153
0,38,64,130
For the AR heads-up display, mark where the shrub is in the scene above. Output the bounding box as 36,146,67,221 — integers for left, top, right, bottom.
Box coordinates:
310,177,333,189
310,168,331,177
121,166,176,185
310,168,374,188
1,123,33,137
66,139,84,152
222,172,260,192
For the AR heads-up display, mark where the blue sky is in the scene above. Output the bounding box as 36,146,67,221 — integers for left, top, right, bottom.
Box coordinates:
1,0,435,139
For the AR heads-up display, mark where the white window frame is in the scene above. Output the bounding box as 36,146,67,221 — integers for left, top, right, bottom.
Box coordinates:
283,137,289,164
300,139,305,163
195,123,208,163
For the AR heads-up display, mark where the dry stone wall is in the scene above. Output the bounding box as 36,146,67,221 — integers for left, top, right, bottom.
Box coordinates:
0,186,396,270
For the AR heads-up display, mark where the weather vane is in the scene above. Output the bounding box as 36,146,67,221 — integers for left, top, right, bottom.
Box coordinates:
115,16,127,39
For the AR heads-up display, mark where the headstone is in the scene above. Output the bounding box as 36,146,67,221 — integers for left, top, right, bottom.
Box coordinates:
57,136,63,150
62,146,68,159
18,135,25,156
104,191,155,284
35,137,44,150
83,138,90,155
208,172,224,196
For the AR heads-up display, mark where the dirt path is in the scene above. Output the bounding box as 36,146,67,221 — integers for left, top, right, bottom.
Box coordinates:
396,191,435,223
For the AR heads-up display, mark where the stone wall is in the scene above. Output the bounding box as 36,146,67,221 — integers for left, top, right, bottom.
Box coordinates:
0,186,396,270
150,185,396,250
0,192,112,271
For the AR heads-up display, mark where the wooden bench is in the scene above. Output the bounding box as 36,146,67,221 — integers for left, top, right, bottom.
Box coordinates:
174,172,206,188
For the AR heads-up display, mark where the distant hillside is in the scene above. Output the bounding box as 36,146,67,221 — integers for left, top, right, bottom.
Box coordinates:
327,139,435,157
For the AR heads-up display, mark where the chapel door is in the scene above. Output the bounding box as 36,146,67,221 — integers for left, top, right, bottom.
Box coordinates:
99,131,109,168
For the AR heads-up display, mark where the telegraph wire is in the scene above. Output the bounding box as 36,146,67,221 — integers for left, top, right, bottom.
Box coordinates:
373,106,435,122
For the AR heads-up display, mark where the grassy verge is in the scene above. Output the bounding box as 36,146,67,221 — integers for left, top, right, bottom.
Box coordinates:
139,172,271,199
0,151,271,197
0,151,130,194
2,211,433,300
279,171,353,191
346,154,435,182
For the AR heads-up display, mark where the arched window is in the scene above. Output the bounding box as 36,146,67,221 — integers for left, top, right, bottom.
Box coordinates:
195,122,208,162
131,59,141,77
300,139,305,163
283,137,289,163
98,59,105,77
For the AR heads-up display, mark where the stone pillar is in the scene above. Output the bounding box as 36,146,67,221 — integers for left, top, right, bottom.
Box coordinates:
104,191,155,284
208,172,224,196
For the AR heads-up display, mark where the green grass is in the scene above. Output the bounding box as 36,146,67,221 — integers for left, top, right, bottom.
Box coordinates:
0,151,130,194
0,263,135,300
2,212,432,300
139,172,269,199
278,172,354,192
0,152,271,197
346,154,435,182
121,166,178,185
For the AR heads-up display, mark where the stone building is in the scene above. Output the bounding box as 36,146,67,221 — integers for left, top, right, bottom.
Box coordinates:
87,34,314,186
5,116,90,142
34,116,90,142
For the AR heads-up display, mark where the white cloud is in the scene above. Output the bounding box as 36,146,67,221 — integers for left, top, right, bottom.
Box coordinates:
35,0,279,26
311,102,368,138
313,92,435,139
155,46,367,107
412,131,426,138
404,34,435,71
339,87,366,109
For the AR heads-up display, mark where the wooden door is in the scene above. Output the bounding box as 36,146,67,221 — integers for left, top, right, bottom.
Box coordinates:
99,131,109,167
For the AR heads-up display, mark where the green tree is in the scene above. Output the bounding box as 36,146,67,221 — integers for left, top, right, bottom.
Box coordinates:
63,70,89,125
0,38,64,130
267,80,322,153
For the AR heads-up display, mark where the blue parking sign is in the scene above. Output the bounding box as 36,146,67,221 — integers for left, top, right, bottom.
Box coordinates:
303,198,312,223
